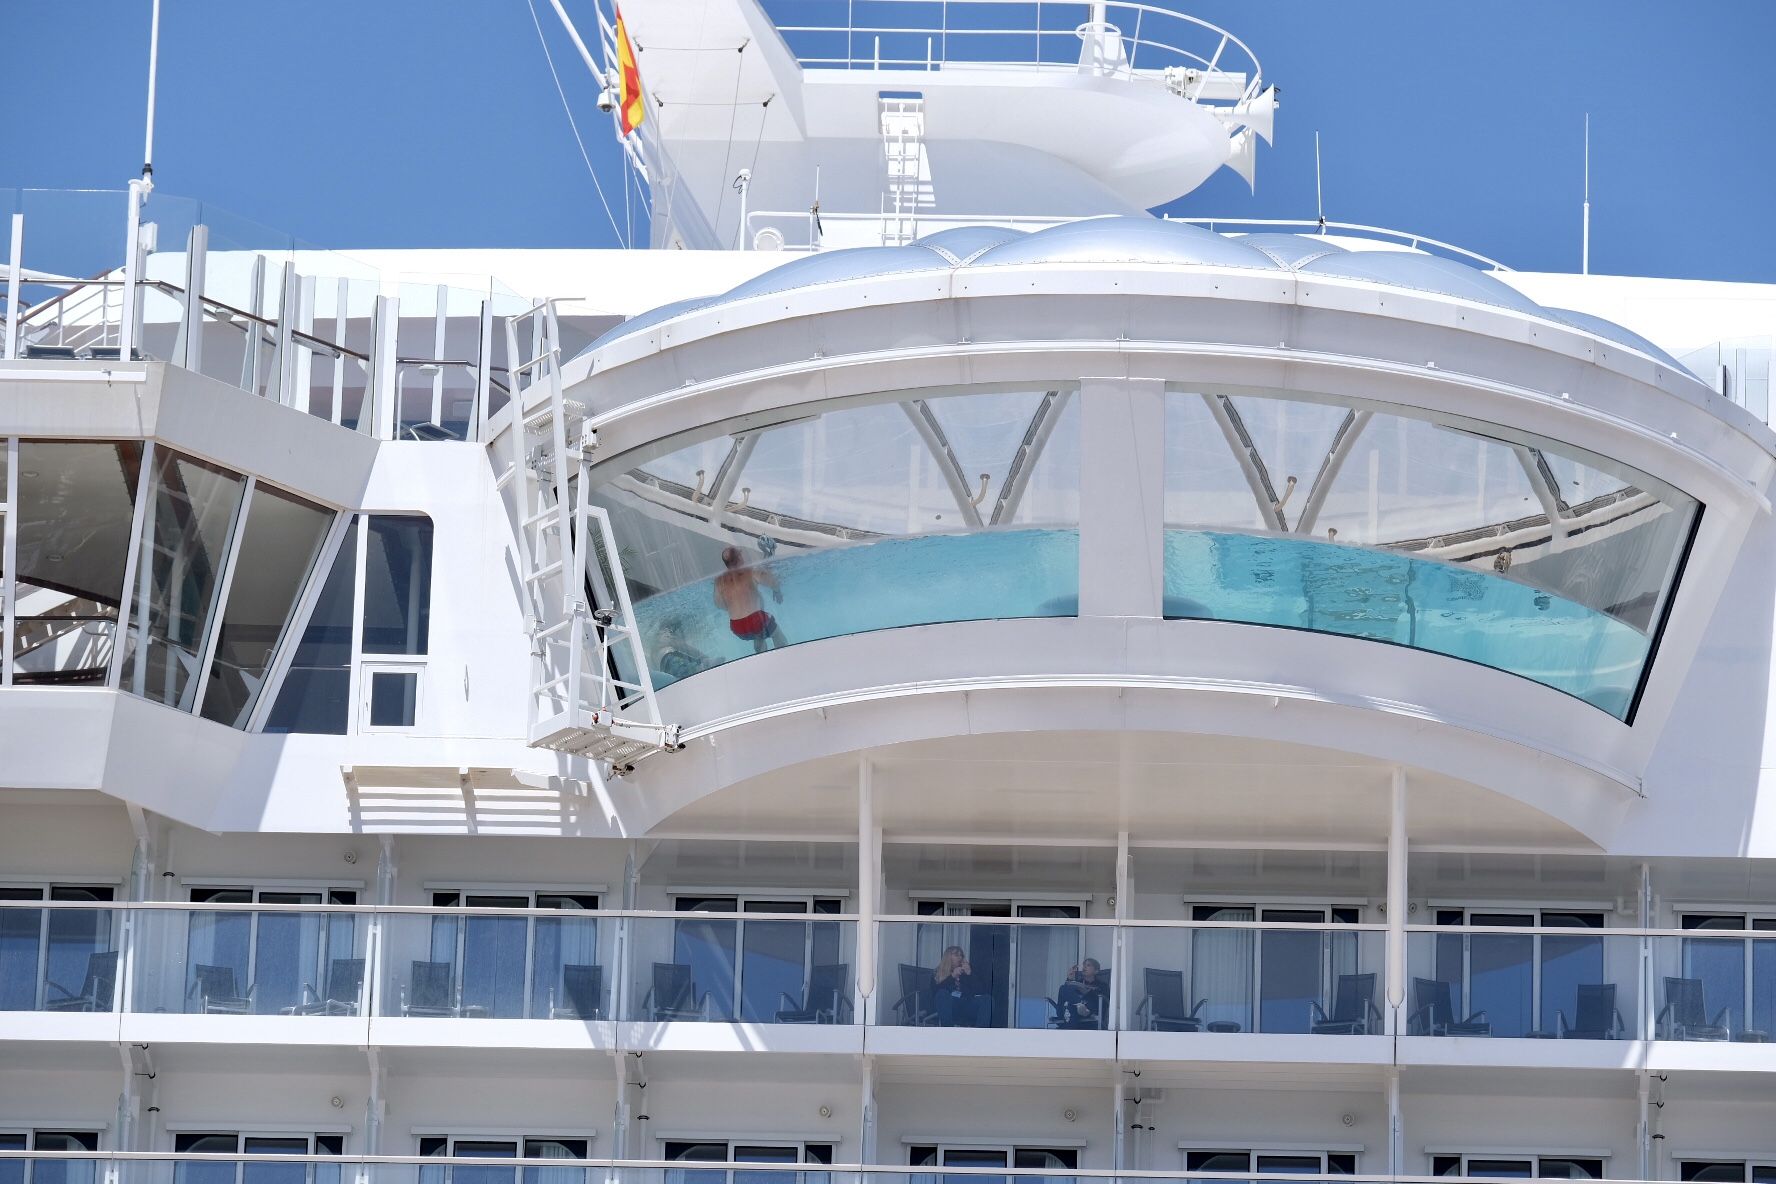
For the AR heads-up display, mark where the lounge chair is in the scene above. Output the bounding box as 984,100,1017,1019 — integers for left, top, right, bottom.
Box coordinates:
285,958,366,1016
401,960,460,1017
892,963,938,1026
549,964,605,1020
1409,976,1490,1037
776,963,852,1024
1134,968,1206,1032
190,963,254,1014
1310,972,1381,1035
1658,976,1731,1041
645,962,710,1021
44,950,119,1013
1557,983,1625,1040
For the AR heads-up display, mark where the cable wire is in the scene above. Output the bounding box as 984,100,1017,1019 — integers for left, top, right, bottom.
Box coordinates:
526,0,628,247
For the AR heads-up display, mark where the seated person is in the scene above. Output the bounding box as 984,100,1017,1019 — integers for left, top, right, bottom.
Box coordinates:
1055,959,1108,1029
932,945,992,1027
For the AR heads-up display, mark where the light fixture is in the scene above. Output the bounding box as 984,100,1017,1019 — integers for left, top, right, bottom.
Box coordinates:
818,1105,832,1119
330,1096,345,1109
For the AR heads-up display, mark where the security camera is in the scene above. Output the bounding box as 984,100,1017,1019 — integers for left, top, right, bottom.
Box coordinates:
597,88,616,113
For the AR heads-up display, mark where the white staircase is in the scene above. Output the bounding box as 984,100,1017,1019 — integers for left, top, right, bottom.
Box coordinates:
500,302,677,771
879,96,934,246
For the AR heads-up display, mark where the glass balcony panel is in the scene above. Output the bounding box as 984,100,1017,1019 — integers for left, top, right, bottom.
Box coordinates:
1163,389,1701,720
877,919,1109,1030
376,909,609,1021
592,389,1082,690
1653,926,1776,1042
0,897,120,1013
1408,927,1641,1038
1126,920,1383,1034
131,905,368,1017
627,914,857,1024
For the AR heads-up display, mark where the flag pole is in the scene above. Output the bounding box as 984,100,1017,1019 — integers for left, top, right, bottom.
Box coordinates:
1581,113,1591,275
120,0,161,361
142,0,162,184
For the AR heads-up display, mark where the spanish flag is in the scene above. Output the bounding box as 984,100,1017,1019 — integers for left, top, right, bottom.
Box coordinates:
615,6,645,137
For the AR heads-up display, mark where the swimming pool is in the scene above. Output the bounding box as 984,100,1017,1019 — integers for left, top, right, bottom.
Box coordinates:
628,526,1648,718
1164,529,1648,718
631,528,1081,689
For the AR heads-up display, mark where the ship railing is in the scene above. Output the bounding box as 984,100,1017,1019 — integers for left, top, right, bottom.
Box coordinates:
12,897,1761,1043
3,1156,1653,1184
1169,216,1514,271
768,0,1262,104
1,188,523,442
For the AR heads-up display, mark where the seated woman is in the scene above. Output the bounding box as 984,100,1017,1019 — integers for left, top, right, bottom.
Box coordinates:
932,945,992,1027
1054,959,1109,1029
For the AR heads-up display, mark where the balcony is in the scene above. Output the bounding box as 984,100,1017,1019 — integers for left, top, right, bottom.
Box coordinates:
7,898,1776,1066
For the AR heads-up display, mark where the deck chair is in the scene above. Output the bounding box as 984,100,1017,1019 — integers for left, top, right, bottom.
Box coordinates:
1409,976,1490,1037
892,963,938,1026
190,964,254,1014
401,960,459,1017
777,963,852,1024
1658,976,1731,1041
286,958,366,1016
1557,982,1626,1040
1045,970,1111,1029
549,964,605,1020
1134,968,1206,1032
44,950,119,1013
1311,972,1381,1035
645,962,710,1021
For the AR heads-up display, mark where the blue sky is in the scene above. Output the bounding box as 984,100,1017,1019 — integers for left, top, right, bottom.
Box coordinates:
2,0,1773,281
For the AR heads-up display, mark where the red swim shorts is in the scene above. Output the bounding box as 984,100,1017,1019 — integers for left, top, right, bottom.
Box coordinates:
729,610,774,640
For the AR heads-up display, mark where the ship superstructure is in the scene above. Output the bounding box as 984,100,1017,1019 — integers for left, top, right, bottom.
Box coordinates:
4,4,1776,1184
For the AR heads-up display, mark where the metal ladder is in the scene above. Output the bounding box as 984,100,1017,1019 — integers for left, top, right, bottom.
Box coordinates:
879,95,932,246
501,302,678,771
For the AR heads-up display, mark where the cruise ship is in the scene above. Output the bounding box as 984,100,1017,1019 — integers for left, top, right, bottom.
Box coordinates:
4,4,1776,1184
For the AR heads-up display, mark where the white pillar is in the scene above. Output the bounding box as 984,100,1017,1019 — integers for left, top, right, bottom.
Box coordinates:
1386,1068,1402,1175
1386,767,1407,1034
1077,377,1164,617
858,756,879,1024
1114,830,1129,1030
117,180,144,360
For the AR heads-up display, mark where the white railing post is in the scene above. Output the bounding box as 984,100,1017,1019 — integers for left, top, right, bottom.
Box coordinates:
4,212,22,360
118,180,145,361
269,260,300,406
173,223,207,372
1385,766,1407,1035
239,253,266,394
368,294,400,439
474,292,494,442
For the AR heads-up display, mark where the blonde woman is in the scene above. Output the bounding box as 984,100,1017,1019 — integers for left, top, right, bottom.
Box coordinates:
932,945,991,1027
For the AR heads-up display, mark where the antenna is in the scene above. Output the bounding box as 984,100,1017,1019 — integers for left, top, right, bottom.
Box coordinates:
1314,130,1325,232
1582,113,1591,275
142,0,161,183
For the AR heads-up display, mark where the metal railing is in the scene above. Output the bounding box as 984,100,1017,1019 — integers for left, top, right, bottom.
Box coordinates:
1169,217,1513,271
766,0,1262,104
0,189,524,442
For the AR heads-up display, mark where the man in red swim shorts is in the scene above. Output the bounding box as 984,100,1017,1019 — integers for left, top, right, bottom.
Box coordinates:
714,545,788,653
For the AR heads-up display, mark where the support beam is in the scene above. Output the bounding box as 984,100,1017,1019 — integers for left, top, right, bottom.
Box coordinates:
858,756,879,1024
1386,767,1407,1032
1078,377,1164,617
1292,409,1372,536
173,224,208,372
901,399,984,528
1203,392,1287,532
5,213,24,360
1386,1068,1402,1176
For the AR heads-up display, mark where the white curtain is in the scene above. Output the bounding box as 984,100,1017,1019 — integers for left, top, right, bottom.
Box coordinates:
1192,906,1255,1030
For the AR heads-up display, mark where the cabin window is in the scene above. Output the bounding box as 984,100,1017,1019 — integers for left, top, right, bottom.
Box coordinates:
1673,913,1776,1039
1680,1164,1776,1183
0,1129,101,1184
1431,1156,1601,1178
264,519,357,734
179,888,359,1017
423,890,600,1019
1186,1151,1356,1175
665,896,845,1023
1431,910,1607,1038
663,1141,832,1184
171,1133,344,1184
0,886,117,1012
417,1135,590,1184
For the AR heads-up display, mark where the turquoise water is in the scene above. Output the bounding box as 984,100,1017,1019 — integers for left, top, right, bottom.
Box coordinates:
627,526,1647,719
1164,530,1647,719
632,529,1081,689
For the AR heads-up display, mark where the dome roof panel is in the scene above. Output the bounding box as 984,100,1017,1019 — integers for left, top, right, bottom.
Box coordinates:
970,215,1282,270
721,244,951,301
578,294,719,356
912,225,1029,264
1236,232,1349,269
1298,250,1546,316
1549,307,1687,370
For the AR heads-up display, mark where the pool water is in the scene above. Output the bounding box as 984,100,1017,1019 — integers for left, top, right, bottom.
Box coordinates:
1163,530,1647,718
632,529,1081,689
626,526,1647,718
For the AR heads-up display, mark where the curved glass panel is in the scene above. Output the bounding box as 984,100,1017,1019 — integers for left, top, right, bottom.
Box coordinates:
1163,390,1699,719
592,389,1081,688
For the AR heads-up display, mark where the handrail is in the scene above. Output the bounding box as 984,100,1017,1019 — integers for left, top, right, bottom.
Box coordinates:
1170,217,1512,272
766,0,1262,103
